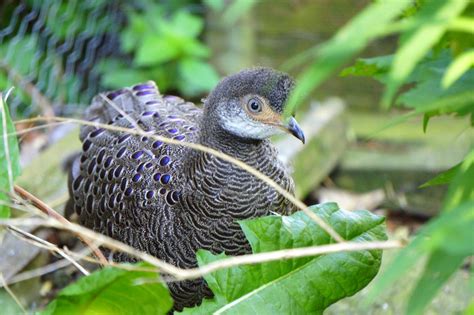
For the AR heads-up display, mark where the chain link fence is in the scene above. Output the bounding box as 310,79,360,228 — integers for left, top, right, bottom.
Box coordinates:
0,0,125,118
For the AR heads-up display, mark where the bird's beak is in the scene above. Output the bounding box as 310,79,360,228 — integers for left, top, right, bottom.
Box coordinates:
284,117,305,144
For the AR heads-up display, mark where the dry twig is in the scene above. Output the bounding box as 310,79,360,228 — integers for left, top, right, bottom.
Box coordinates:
8,225,90,276
0,273,27,314
13,184,108,265
12,116,344,242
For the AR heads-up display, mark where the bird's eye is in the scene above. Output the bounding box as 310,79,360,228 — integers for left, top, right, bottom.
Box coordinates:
247,98,262,113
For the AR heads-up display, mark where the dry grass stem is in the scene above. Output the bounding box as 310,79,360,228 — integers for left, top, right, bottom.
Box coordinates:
0,273,26,314
13,184,108,265
0,93,15,194
2,212,402,281
13,116,344,242
4,258,77,286
8,225,90,276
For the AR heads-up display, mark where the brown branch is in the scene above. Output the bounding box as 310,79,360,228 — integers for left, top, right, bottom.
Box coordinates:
13,184,108,265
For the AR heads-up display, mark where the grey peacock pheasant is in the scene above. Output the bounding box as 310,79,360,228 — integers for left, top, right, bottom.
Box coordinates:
66,67,305,310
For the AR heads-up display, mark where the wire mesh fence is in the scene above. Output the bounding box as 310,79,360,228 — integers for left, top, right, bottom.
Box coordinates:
0,0,125,118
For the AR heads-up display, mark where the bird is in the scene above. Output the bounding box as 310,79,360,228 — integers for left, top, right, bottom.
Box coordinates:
66,67,305,311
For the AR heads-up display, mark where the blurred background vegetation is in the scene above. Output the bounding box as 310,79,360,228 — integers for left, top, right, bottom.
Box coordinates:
0,0,396,118
0,0,473,314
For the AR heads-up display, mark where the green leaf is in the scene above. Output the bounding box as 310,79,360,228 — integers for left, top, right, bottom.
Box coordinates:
340,55,393,78
0,35,39,77
42,263,172,315
170,11,203,38
442,49,474,88
343,50,474,126
383,0,469,106
442,149,474,211
0,95,21,218
203,0,225,12
178,59,219,96
182,203,387,314
367,201,474,304
419,163,461,188
406,250,466,315
222,0,257,25
101,67,151,89
135,34,180,66
285,0,412,114
121,12,149,53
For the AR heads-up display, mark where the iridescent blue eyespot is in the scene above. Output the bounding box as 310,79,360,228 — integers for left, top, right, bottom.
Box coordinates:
152,141,163,149
136,91,154,96
160,156,170,166
114,166,123,178
161,174,171,184
116,147,127,158
118,134,131,144
133,84,154,91
120,178,127,191
89,128,105,138
131,151,144,159
132,173,141,182
104,157,113,168
168,128,178,134
153,173,161,181
146,191,154,199
174,135,185,141
136,163,145,173
83,140,92,151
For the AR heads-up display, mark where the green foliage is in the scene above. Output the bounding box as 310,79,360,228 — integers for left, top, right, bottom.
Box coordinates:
204,0,257,26
381,0,470,106
99,3,219,97
342,50,474,128
283,0,413,114
42,263,173,315
0,95,20,218
41,204,387,314
181,203,387,314
285,0,473,313
367,200,474,314
27,0,111,40
419,163,461,188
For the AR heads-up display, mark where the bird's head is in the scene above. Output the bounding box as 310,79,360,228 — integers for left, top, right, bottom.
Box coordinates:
204,67,305,143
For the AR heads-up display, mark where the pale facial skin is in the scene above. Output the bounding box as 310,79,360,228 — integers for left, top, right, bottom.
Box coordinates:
219,94,305,143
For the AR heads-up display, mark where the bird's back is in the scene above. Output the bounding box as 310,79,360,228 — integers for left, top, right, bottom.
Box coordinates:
69,81,205,251
67,80,296,310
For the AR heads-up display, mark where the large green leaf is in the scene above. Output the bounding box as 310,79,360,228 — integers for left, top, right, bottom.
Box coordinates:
42,263,173,315
0,96,20,218
181,203,387,314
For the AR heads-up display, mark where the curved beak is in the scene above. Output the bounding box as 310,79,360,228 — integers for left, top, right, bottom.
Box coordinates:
285,117,305,144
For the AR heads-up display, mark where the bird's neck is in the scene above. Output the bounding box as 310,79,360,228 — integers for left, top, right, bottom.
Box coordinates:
196,115,265,159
